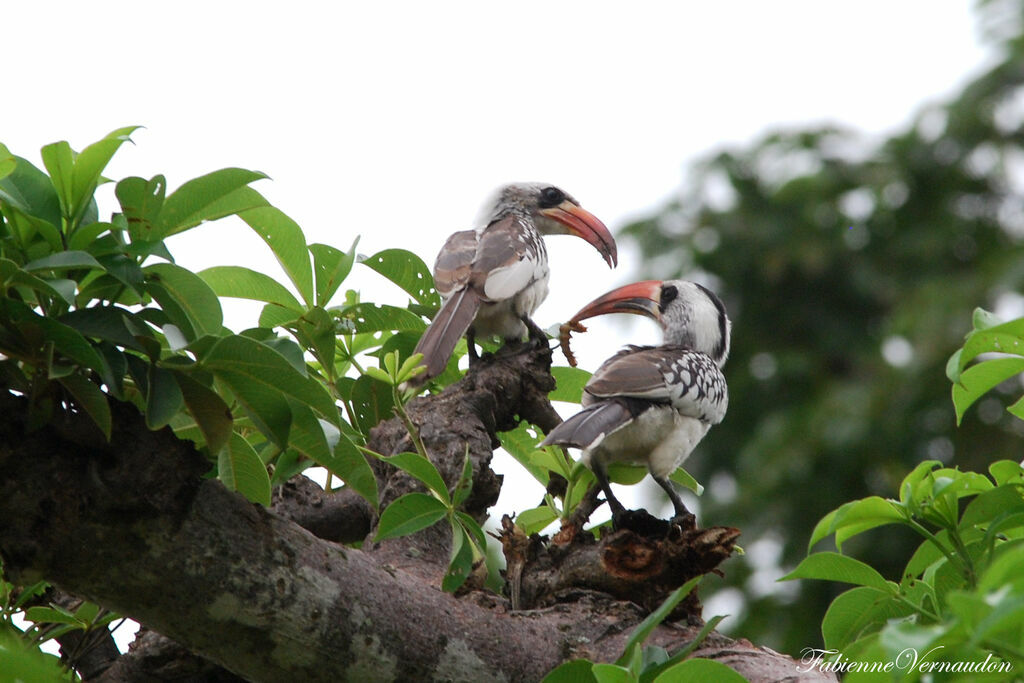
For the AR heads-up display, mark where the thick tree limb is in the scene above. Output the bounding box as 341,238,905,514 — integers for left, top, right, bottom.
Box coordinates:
0,345,833,682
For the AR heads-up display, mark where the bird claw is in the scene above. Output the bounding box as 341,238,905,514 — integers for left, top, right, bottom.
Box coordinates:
611,508,672,538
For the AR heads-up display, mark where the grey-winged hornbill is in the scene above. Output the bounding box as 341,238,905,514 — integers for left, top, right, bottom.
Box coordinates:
407,183,617,388
542,279,731,523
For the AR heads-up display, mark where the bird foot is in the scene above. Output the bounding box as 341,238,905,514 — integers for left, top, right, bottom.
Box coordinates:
611,509,672,537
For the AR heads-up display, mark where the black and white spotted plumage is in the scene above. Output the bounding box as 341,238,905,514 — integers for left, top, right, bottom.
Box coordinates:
407,183,616,388
543,280,730,520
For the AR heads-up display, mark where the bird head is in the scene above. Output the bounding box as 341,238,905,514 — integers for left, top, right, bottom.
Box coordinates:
567,279,731,365
479,183,617,268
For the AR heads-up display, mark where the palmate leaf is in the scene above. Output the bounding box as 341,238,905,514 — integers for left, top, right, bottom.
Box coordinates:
201,334,340,428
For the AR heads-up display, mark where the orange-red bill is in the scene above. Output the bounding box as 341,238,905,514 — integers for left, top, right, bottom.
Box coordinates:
557,280,663,367
541,202,618,268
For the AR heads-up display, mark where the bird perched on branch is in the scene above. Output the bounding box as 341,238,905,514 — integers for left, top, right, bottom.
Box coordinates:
542,279,730,524
407,183,617,388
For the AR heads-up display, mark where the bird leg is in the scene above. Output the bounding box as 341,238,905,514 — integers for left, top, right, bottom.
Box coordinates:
653,474,696,529
466,327,481,365
521,315,550,348
592,461,627,519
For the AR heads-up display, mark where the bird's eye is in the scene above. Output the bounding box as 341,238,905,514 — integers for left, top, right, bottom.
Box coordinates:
539,186,566,208
659,284,678,312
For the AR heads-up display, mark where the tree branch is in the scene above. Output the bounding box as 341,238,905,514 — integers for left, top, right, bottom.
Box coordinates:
0,346,833,682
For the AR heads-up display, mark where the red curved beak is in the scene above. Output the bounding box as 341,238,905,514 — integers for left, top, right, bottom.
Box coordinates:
540,202,618,268
569,279,663,324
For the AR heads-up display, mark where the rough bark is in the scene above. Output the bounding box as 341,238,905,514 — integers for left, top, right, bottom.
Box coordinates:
0,345,834,682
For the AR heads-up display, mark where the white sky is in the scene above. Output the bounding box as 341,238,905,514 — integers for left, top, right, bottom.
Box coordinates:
5,0,994,648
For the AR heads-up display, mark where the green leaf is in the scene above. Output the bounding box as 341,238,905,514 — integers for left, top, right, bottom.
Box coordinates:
652,659,747,683
959,318,1024,369
219,432,272,506
174,370,233,453
953,357,1024,424
144,262,224,339
821,586,912,650
24,605,78,626
40,140,74,222
339,302,426,333
116,175,166,241
202,335,339,426
833,497,908,549
616,576,702,666
0,154,62,228
68,126,140,228
374,492,448,541
959,484,1024,531
442,519,476,593
199,265,303,312
318,429,378,510
990,460,1024,486
499,423,551,486
0,258,76,305
238,206,313,307
146,365,185,429
311,239,357,307
0,142,14,179
361,248,440,306
641,616,727,683
0,299,108,375
669,468,704,495
590,664,634,683
550,366,592,403
350,374,396,433
542,660,599,683
516,506,559,535
23,250,103,272
157,168,269,237
57,372,111,440
780,552,896,593
369,450,450,505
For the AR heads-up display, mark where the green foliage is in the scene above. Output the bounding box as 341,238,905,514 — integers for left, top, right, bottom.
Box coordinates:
784,460,1024,677
541,577,742,682
617,0,1024,652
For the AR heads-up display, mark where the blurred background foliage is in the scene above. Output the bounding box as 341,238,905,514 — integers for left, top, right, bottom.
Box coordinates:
619,0,1024,653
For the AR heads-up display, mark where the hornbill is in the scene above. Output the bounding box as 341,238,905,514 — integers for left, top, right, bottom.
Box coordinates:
407,183,617,387
542,279,731,522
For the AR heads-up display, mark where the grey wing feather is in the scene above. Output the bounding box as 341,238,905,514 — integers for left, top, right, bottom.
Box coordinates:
433,230,478,299
583,346,728,423
541,401,634,450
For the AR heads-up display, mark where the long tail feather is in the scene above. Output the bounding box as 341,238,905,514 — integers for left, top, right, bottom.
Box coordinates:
541,401,633,450
409,287,481,385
